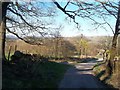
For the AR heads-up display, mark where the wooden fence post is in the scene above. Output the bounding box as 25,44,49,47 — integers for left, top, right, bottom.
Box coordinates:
8,46,12,61
14,45,17,52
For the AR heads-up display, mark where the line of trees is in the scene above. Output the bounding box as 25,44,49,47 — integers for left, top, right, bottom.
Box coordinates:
5,37,76,59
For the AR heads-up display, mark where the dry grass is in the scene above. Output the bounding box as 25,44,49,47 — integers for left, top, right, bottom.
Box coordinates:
93,61,120,89
107,61,120,89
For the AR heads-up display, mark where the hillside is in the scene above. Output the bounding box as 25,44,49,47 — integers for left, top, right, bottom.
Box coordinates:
64,36,113,44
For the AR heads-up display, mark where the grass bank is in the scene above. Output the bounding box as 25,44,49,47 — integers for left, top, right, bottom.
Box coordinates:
3,60,71,88
93,61,120,89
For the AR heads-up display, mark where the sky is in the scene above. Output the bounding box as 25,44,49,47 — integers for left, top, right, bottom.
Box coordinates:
53,1,116,37
7,0,117,38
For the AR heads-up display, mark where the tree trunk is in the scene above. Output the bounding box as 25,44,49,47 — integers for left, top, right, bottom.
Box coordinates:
0,2,9,61
0,20,6,61
106,34,118,75
106,3,120,75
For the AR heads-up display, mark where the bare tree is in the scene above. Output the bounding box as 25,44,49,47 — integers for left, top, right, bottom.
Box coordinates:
0,1,56,60
52,25,63,59
0,1,10,60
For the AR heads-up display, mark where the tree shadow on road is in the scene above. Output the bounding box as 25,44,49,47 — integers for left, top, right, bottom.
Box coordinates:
59,64,111,89
77,68,93,71
78,57,98,63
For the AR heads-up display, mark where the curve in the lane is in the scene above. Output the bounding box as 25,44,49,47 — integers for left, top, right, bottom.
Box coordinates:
59,60,107,89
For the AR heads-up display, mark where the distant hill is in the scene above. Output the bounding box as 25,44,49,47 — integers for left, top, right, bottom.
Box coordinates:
64,36,113,45
6,34,113,45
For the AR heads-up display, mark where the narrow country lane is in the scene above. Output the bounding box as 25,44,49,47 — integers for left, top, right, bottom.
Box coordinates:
59,59,108,89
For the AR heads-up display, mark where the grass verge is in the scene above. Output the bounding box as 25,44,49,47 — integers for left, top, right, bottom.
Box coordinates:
93,61,120,89
3,61,71,88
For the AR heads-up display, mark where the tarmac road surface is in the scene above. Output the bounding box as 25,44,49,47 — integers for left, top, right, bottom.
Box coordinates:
59,59,108,89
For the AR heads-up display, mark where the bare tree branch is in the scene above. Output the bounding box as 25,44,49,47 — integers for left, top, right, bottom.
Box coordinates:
102,16,115,34
52,0,74,19
7,7,34,28
6,16,19,24
101,3,117,19
52,0,80,28
6,27,43,45
64,0,70,10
